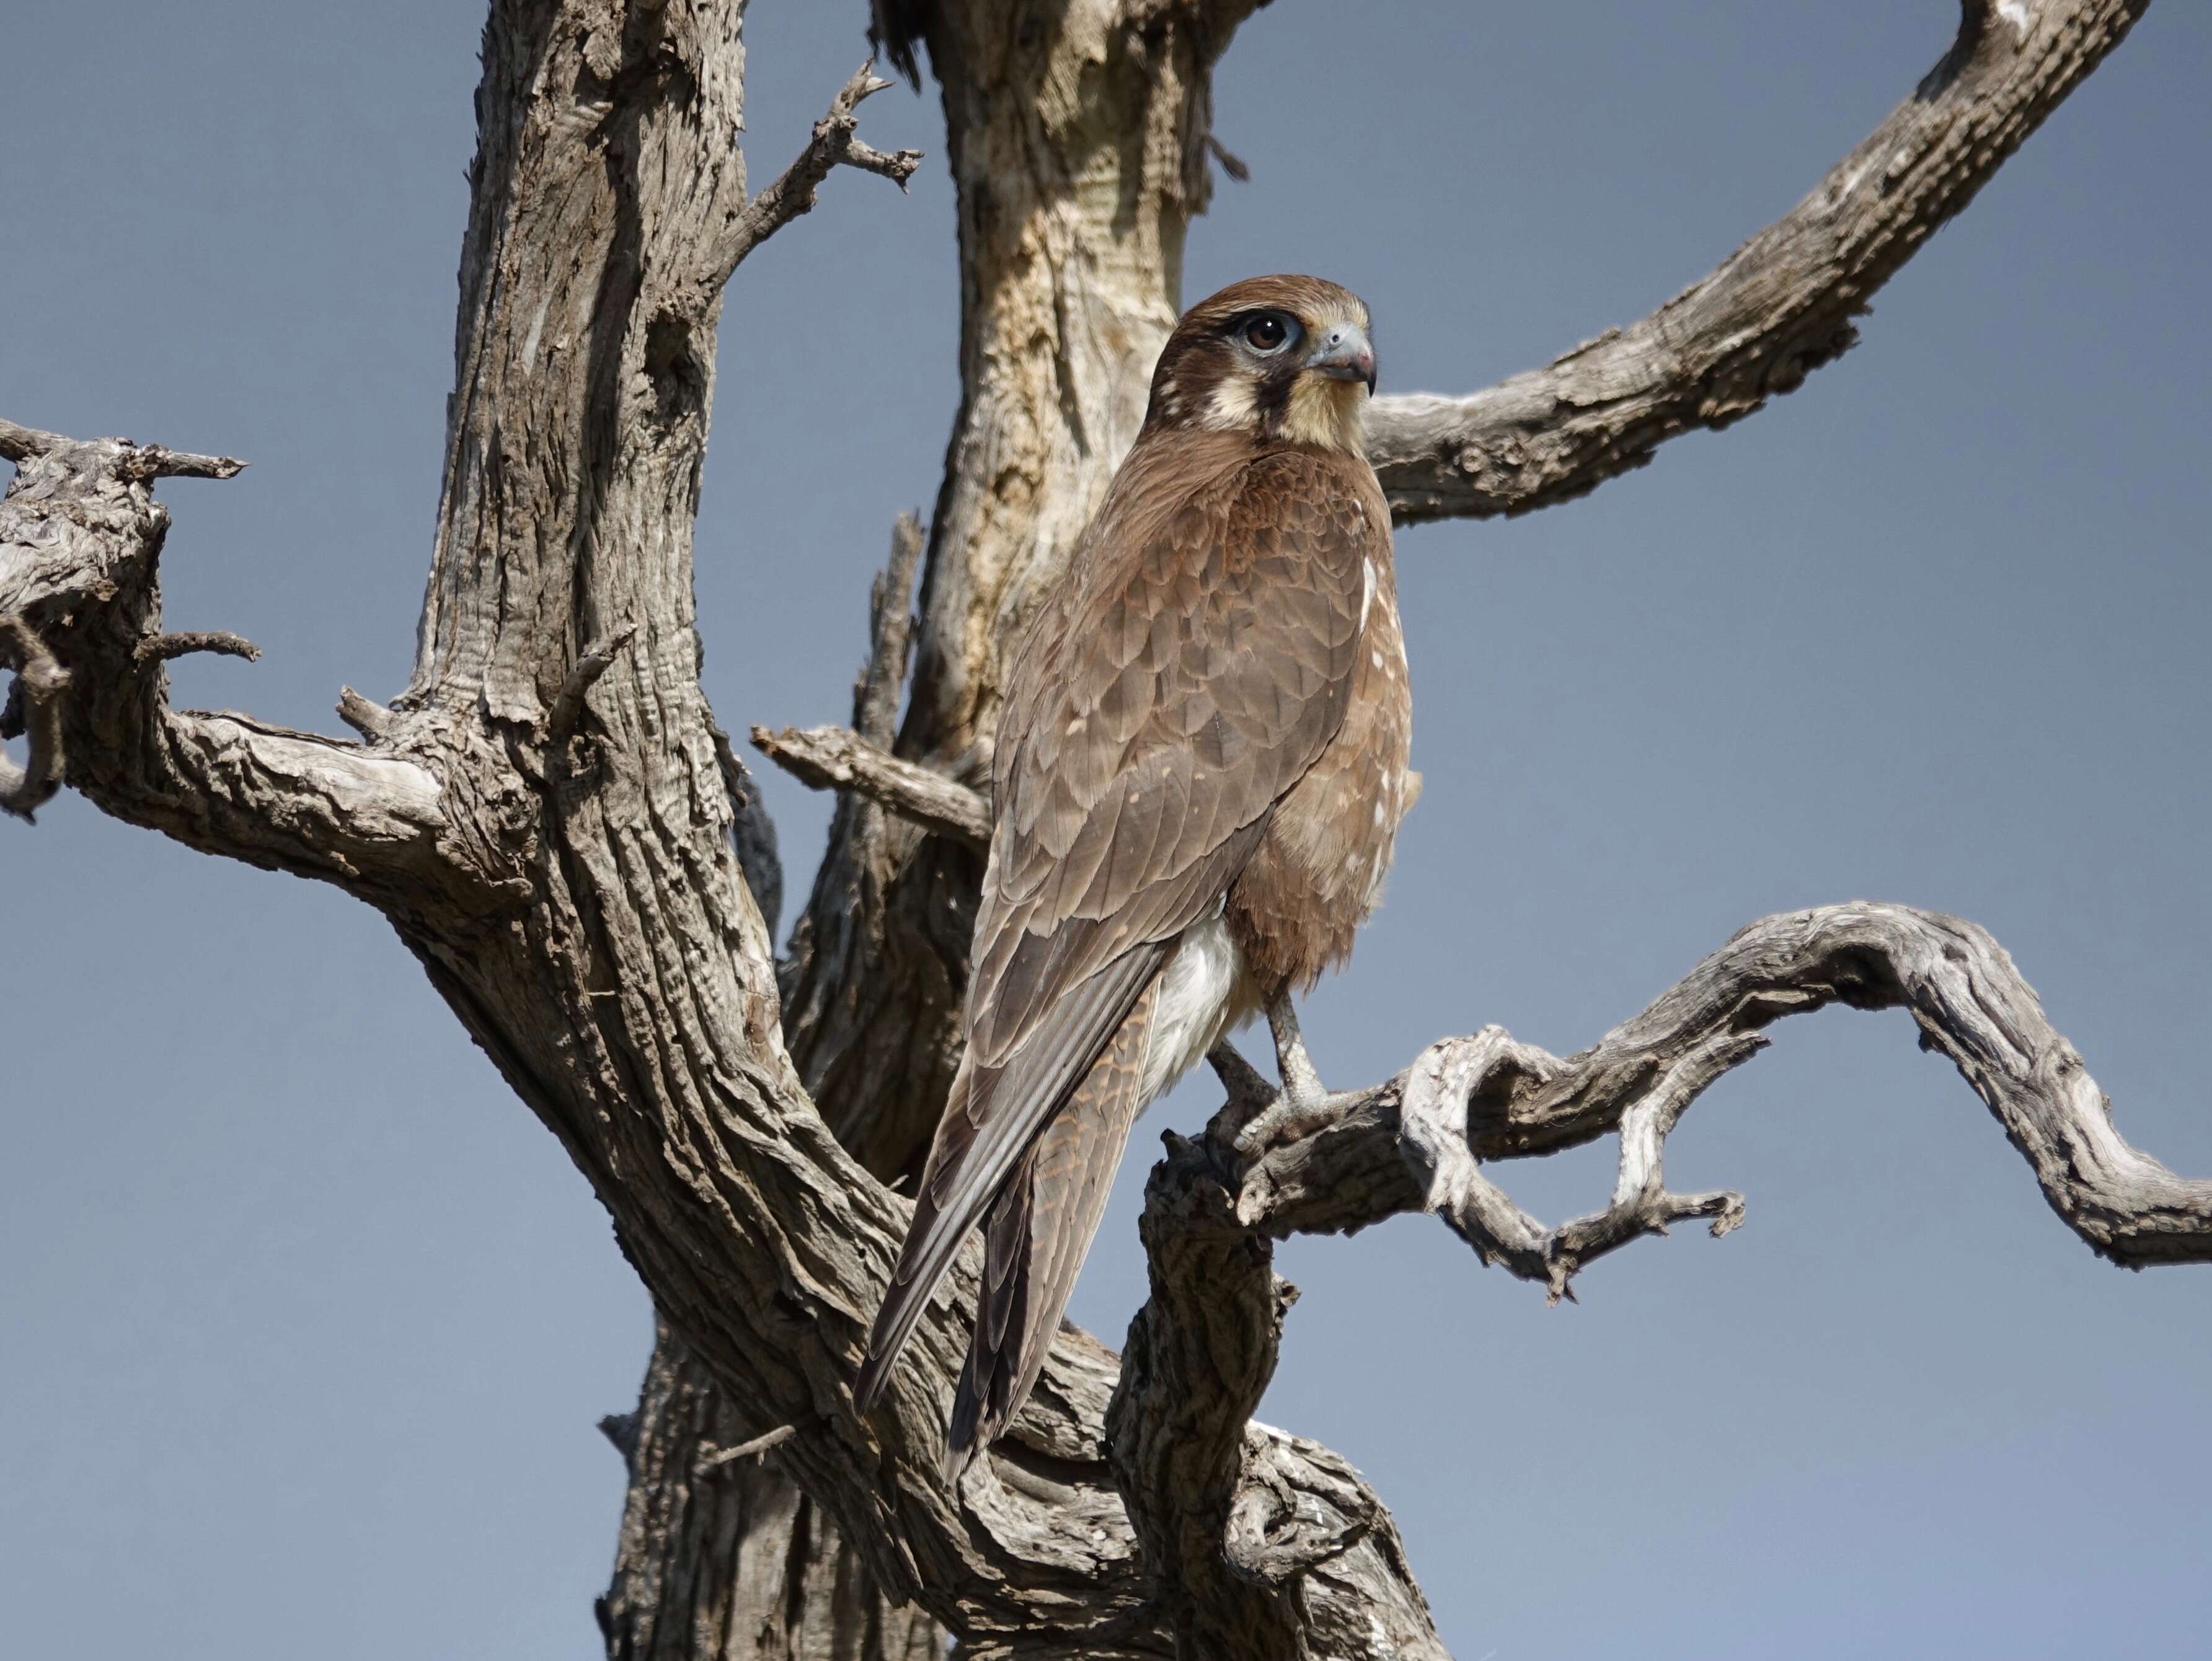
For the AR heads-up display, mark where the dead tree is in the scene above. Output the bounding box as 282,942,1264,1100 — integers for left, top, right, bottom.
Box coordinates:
4,2,2203,1657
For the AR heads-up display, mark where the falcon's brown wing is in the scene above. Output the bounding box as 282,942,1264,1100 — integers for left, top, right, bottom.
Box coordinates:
854,438,1384,1422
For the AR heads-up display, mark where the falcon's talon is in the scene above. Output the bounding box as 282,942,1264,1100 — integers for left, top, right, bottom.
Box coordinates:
1234,989,1363,1154
1234,1084,1367,1157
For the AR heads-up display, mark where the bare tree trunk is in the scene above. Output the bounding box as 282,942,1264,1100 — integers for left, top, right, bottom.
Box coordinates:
599,516,945,1660
598,1321,938,1661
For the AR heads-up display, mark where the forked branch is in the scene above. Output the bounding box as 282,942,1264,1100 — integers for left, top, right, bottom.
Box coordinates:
1,423,455,895
1387,1026,1749,1302
714,59,923,279
1236,902,2212,1274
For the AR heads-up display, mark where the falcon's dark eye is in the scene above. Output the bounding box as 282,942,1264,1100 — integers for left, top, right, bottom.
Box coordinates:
1242,314,1290,353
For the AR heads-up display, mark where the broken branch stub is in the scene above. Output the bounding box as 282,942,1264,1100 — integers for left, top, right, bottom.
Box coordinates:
0,615,70,821
751,722,991,850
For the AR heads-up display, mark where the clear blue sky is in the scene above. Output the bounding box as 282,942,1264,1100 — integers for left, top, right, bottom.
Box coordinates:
4,4,2208,1657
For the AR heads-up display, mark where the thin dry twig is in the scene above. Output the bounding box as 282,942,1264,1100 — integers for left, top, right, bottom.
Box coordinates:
751,722,989,849
135,630,261,665
1203,133,1249,182
695,1422,797,1473
715,59,923,278
548,625,639,742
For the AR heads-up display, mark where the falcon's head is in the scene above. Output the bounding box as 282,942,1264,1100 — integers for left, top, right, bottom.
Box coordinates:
1143,275,1376,455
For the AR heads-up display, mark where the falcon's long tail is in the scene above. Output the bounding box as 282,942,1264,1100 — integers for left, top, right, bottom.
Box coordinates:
944,974,1162,1478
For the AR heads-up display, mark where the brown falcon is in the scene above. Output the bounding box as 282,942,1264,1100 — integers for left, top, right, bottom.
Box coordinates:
853,275,1413,1475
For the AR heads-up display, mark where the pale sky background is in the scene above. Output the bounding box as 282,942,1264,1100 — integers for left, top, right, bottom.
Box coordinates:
4,4,2208,1657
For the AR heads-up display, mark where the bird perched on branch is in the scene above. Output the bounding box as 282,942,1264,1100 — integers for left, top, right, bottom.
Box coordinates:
854,275,1414,1476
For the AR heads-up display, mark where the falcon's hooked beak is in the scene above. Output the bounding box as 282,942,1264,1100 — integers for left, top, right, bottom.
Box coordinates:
1304,322,1376,394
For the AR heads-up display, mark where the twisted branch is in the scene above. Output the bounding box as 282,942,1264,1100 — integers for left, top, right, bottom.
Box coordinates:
1389,1026,1748,1302
1110,901,2212,1657
745,735,2212,1649
741,752,2212,1281
1234,902,2212,1277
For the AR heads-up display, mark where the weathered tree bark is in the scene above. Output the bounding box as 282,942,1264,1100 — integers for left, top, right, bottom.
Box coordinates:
598,1320,937,1661
4,2,2190,1659
600,519,944,1661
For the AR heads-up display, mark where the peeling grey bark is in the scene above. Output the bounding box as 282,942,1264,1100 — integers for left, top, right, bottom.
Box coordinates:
2,1,2187,1658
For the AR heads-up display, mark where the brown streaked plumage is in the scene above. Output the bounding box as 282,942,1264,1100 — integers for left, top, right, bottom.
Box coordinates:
854,276,1413,1476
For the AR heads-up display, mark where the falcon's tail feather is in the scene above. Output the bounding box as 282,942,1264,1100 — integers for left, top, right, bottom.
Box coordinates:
853,945,1167,1424
945,975,1161,1478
